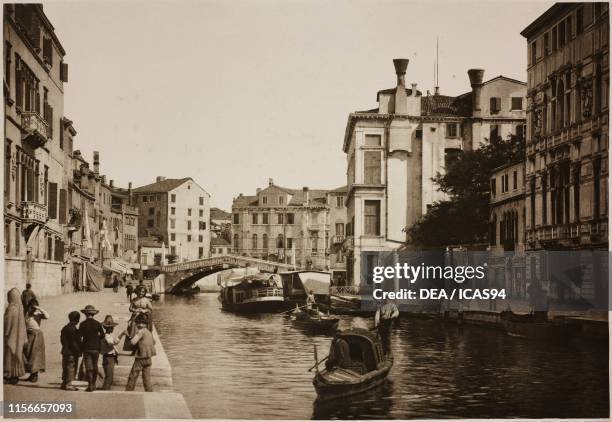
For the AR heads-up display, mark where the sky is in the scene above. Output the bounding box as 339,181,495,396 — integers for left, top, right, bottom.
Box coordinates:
43,0,553,211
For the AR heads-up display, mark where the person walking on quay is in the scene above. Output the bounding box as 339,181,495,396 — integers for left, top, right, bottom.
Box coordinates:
60,311,81,391
78,305,104,392
374,298,399,356
112,275,120,293
126,284,133,301
4,288,27,385
124,314,156,392
21,283,37,313
100,315,126,390
24,299,49,382
125,286,153,345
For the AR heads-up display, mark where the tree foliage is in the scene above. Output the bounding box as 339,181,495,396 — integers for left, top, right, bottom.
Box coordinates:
407,135,525,248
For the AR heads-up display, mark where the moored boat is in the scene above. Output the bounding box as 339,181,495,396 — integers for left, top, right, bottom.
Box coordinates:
312,328,393,401
291,306,339,333
218,273,287,313
500,310,580,340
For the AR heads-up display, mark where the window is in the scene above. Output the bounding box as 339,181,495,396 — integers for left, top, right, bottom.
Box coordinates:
490,97,501,113
148,207,154,216
252,213,258,224
286,238,293,249
287,213,295,224
187,235,192,242
530,42,536,65
336,196,344,207
48,183,58,219
171,246,176,255
278,213,284,224
262,234,268,249
170,219,175,229
511,97,523,110
364,200,381,236
199,221,206,230
279,196,284,205
233,234,239,252
577,7,584,34
199,247,204,258
311,233,318,251
552,26,558,52
416,129,422,139
42,36,52,65
199,196,204,206
566,15,572,40
544,33,550,56
199,235,203,242
171,194,176,203
516,124,525,139
5,42,11,95
171,233,176,241
188,208,192,216
262,196,268,205
171,207,175,215
15,224,20,255
263,213,269,224
233,213,239,224
558,20,566,48
147,219,154,228
187,221,192,230
446,123,457,138
364,151,381,184
252,234,258,249
490,124,500,141
199,209,203,217
491,179,496,197
364,134,382,146
336,222,345,236
513,171,518,190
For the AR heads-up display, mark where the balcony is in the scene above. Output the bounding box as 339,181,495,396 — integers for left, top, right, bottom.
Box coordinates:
332,235,345,244
111,203,139,215
21,112,49,149
20,201,47,224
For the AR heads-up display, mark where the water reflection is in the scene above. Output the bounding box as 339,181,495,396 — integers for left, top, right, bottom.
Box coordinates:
154,293,608,419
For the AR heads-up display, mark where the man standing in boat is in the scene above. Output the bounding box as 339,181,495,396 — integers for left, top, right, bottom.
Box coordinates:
325,330,351,370
305,289,316,314
374,298,399,355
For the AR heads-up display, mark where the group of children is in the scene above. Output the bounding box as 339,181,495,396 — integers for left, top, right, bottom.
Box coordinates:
60,303,156,392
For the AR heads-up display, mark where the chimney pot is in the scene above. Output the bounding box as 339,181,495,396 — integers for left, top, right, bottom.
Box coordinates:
434,86,440,95
93,151,100,175
101,175,106,184
393,58,409,87
128,182,132,189
156,176,166,182
411,83,417,96
467,69,485,113
109,180,114,188
268,178,273,186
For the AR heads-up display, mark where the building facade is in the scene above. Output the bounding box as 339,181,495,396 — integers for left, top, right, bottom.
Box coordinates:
342,59,527,285
4,4,71,296
521,2,609,304
231,179,346,274
133,177,211,262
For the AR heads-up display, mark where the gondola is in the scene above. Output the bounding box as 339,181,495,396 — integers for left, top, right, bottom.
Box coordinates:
290,306,339,333
500,310,580,340
312,328,393,401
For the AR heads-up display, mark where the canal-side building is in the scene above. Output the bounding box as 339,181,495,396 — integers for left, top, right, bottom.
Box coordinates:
231,179,346,272
341,59,527,285
3,4,71,296
521,2,609,304
133,177,211,262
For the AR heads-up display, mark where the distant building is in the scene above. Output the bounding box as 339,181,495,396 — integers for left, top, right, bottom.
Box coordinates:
342,59,527,285
231,179,346,273
139,236,164,266
133,177,211,262
211,237,231,256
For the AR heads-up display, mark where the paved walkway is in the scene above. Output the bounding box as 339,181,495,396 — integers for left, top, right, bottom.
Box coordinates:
4,288,191,419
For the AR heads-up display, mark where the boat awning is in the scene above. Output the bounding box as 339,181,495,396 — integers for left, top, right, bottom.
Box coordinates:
298,272,331,296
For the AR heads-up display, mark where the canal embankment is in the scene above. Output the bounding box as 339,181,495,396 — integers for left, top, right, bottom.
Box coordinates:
3,288,191,419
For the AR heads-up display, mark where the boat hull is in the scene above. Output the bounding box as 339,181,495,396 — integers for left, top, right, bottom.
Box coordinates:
220,296,289,313
313,359,393,401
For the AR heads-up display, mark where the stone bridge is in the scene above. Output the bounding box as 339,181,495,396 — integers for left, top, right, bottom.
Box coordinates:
160,255,296,293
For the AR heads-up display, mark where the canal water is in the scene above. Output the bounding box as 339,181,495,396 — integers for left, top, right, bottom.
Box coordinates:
154,293,609,419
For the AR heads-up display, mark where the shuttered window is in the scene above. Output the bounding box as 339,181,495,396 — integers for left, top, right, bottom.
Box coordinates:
364,151,381,184
490,97,501,113
364,200,381,236
48,182,57,219
59,188,67,224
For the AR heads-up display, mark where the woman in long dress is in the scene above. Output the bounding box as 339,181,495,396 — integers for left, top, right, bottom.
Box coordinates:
24,299,49,382
4,288,27,384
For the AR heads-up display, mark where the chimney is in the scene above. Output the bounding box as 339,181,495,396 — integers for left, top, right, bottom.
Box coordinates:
101,175,106,184
468,69,485,113
303,186,309,206
93,151,100,175
268,178,273,186
128,182,133,206
434,86,440,95
109,180,114,188
156,176,166,182
393,59,409,114
411,83,418,97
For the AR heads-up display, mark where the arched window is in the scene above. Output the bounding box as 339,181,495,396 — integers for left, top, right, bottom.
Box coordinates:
557,79,565,128
252,234,257,249
233,234,239,252
277,234,284,248
262,234,268,249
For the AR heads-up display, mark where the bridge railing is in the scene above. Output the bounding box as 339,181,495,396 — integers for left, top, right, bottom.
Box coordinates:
161,254,297,273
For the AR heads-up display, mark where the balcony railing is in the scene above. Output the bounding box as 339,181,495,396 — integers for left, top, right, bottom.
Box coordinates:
332,235,345,244
20,201,47,224
21,112,49,149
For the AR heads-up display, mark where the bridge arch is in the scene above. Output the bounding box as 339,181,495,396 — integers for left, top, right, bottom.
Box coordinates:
160,255,296,293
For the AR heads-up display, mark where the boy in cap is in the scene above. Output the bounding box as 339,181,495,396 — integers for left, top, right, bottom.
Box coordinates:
100,315,126,390
60,311,81,390
78,305,104,392
124,313,156,392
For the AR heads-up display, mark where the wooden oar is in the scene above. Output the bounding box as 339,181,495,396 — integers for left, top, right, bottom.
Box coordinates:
308,353,329,372
278,304,309,315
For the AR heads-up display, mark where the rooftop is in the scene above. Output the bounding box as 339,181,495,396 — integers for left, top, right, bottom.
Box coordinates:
133,178,192,194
